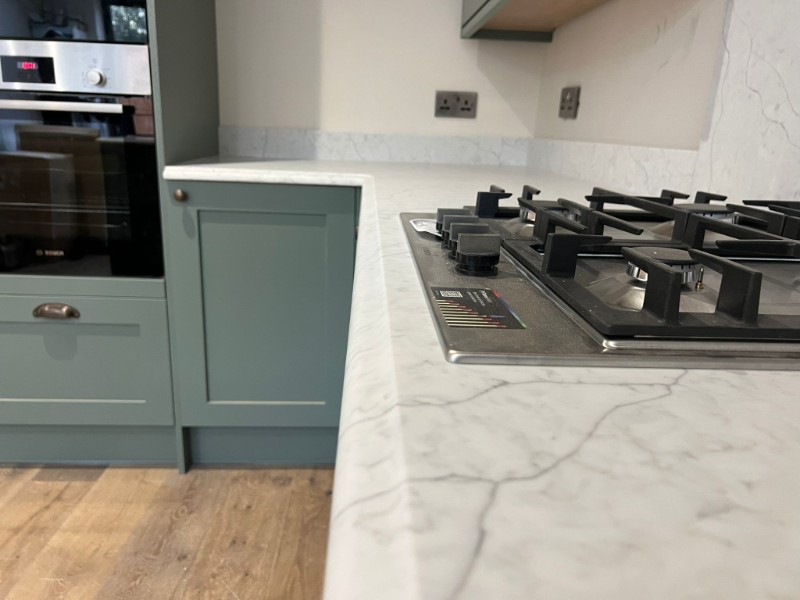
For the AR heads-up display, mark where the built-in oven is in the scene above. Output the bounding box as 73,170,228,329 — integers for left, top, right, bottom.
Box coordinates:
0,0,162,277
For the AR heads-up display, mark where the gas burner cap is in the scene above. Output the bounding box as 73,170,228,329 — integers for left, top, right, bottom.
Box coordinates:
625,247,703,285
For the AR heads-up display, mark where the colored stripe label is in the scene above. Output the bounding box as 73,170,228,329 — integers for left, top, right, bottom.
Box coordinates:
431,287,525,329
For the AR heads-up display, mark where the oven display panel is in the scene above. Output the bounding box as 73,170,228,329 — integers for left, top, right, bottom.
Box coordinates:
1,56,56,84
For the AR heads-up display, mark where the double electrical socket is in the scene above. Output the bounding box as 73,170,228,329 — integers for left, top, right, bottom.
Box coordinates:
435,91,478,119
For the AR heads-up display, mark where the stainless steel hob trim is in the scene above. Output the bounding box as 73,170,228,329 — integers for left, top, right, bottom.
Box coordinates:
401,213,800,370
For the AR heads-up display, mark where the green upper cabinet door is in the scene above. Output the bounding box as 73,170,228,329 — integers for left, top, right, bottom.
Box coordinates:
164,181,357,428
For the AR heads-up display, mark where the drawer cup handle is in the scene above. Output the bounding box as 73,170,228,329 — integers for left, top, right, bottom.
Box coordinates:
33,303,81,320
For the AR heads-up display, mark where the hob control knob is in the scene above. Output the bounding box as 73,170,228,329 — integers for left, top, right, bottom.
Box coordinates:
86,68,106,86
455,233,502,276
447,222,491,259
435,208,471,233
441,214,479,248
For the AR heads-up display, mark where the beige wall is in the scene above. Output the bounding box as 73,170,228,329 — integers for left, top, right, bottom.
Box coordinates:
216,0,729,148
535,0,729,149
215,0,546,137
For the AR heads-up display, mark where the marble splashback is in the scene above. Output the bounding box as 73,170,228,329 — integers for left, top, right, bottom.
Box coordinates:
527,139,698,194
691,0,800,199
219,126,529,167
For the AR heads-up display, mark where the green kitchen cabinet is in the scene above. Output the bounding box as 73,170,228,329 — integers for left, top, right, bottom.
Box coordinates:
163,181,357,442
0,0,218,465
0,277,177,465
0,278,173,426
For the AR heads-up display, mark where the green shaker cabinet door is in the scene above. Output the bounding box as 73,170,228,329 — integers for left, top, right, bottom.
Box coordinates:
165,182,356,427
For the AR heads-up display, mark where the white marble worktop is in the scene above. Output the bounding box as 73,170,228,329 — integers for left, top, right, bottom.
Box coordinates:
164,159,800,600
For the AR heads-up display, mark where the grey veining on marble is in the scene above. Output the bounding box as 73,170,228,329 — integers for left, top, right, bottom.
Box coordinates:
219,126,529,167
164,159,800,600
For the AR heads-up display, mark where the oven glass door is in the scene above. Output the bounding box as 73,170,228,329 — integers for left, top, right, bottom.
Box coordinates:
0,91,162,277
0,0,148,44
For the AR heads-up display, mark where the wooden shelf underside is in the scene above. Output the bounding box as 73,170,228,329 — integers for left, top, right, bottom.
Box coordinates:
484,0,611,32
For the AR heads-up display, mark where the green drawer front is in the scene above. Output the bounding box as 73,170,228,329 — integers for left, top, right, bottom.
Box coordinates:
0,294,173,426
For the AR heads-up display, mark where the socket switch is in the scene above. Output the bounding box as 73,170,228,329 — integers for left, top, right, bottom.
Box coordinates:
559,86,580,119
435,91,478,119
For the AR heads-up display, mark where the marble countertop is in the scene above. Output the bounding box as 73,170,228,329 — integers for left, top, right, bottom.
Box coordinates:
165,159,800,600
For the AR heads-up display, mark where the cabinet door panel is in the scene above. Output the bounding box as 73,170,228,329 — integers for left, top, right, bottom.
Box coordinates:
0,294,173,425
166,182,356,427
200,210,328,403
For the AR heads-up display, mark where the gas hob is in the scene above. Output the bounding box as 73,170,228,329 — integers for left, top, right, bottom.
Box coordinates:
401,185,800,369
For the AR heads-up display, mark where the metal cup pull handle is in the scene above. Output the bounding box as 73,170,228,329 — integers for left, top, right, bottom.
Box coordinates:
32,303,81,320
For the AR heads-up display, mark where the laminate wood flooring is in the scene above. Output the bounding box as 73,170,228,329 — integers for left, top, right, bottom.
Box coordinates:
0,467,333,600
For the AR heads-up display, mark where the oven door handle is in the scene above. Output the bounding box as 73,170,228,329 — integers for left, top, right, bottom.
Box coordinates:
0,99,124,114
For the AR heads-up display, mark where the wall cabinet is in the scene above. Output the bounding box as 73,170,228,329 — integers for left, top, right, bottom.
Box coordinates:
462,0,611,40
163,181,357,434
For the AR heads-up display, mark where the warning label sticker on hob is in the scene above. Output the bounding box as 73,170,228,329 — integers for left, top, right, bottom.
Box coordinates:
431,287,525,329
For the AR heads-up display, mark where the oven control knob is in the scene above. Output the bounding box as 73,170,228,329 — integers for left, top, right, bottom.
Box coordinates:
86,68,106,86
455,233,502,276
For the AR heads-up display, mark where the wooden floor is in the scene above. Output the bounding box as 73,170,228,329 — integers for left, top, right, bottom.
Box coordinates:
0,467,333,600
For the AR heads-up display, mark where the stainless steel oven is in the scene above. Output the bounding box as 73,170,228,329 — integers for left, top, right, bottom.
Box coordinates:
0,0,162,277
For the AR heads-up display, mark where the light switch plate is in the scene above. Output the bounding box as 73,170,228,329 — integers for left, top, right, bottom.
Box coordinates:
559,86,580,119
